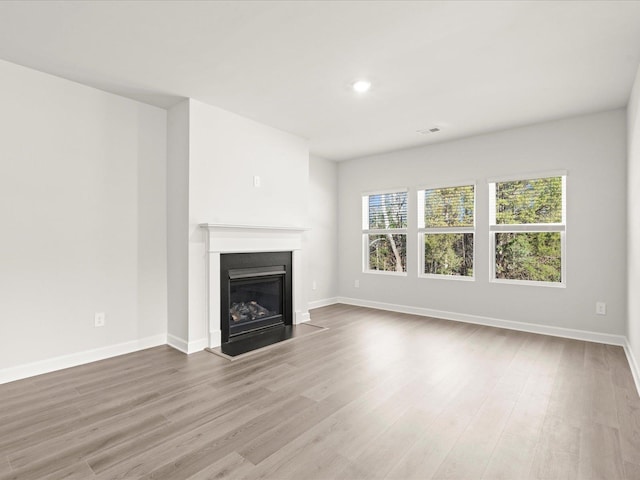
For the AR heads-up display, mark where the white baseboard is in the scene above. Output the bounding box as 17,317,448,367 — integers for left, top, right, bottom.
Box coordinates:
167,334,207,354
188,338,208,353
167,334,188,353
336,296,627,347
208,330,222,349
0,333,167,385
308,297,339,310
295,311,311,324
623,340,640,398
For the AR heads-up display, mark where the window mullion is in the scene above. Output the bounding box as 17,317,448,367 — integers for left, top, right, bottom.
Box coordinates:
421,227,474,234
364,228,408,235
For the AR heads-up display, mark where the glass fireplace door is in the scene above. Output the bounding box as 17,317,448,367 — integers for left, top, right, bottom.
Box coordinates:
228,267,285,338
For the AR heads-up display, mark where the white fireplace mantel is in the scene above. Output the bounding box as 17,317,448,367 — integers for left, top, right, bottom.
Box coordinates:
200,223,310,348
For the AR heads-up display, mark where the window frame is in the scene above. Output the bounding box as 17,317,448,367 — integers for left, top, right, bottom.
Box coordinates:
362,188,408,276
488,171,567,288
417,181,476,281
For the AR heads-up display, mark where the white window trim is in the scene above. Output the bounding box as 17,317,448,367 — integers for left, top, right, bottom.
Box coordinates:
487,169,568,185
417,183,476,281
418,232,476,282
364,228,410,235
362,187,409,197
490,224,565,232
489,175,567,288
362,190,408,276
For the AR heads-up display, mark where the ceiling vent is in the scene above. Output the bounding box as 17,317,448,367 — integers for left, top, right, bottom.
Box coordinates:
417,127,441,135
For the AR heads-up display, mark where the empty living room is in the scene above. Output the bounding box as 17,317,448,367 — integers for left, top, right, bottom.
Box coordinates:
2,1,640,479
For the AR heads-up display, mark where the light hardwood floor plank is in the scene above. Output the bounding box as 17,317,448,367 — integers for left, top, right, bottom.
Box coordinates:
623,460,640,479
86,385,273,475
352,406,433,479
137,397,316,479
606,344,638,392
94,392,312,479
613,384,640,466
241,374,416,479
430,338,529,479
481,336,563,480
40,461,96,480
184,452,254,480
585,364,619,428
578,422,625,479
384,352,512,479
482,432,539,480
0,459,10,477
0,304,638,480
7,412,168,474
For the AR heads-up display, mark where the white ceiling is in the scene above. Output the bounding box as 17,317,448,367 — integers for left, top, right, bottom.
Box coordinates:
1,1,639,161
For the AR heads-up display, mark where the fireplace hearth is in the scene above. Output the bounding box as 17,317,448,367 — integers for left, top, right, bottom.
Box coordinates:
220,251,293,349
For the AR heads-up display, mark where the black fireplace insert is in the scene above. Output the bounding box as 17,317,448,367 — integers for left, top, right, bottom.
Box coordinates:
220,251,292,345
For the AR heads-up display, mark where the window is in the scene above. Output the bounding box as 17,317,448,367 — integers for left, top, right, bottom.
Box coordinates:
418,184,475,279
489,173,566,286
362,190,407,274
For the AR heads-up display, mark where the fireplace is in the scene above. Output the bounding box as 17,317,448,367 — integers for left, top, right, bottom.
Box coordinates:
220,251,293,344
200,224,309,352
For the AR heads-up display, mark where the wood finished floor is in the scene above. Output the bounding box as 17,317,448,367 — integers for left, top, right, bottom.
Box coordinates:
1,304,639,480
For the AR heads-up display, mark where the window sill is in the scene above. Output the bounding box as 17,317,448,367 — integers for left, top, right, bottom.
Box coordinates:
418,274,475,282
490,278,566,288
363,270,407,277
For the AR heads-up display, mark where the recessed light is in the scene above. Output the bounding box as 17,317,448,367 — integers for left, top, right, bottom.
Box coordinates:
352,80,371,93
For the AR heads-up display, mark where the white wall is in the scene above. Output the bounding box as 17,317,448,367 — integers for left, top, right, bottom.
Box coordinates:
0,59,167,375
628,65,640,382
306,155,339,308
166,100,190,343
137,106,168,340
338,109,627,336
165,99,309,350
189,99,309,229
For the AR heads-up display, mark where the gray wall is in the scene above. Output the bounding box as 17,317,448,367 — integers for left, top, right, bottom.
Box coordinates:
338,109,627,335
628,65,640,375
166,100,190,343
0,59,167,370
306,155,339,307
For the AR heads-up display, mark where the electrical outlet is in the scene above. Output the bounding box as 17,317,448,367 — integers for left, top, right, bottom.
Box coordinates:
312,281,317,291
596,302,607,316
94,312,105,327
354,279,360,288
